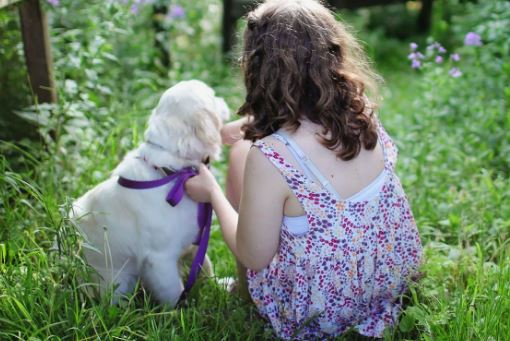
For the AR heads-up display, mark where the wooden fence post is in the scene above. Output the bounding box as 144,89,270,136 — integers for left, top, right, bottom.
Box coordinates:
18,0,56,104
418,0,433,33
153,3,171,68
222,0,234,54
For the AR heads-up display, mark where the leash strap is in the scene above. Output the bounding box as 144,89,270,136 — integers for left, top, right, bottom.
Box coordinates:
117,167,212,301
179,202,212,301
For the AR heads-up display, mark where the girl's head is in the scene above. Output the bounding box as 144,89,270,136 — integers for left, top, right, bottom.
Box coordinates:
238,0,382,160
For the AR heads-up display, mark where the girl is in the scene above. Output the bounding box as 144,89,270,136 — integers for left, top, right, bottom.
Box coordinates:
185,0,422,338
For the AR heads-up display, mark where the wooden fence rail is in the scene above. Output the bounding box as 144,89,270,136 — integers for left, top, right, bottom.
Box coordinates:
223,0,433,53
0,0,22,8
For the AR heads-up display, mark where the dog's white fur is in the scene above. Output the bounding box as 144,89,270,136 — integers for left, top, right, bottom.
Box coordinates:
70,80,229,306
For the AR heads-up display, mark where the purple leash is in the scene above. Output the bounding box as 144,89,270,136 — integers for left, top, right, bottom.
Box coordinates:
117,166,212,302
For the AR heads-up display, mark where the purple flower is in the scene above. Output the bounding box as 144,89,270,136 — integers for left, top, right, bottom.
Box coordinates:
464,32,482,46
435,55,443,64
449,67,462,78
409,52,425,60
130,4,138,14
451,53,461,62
427,42,439,51
411,59,421,69
168,4,185,19
47,0,60,6
427,42,446,53
410,42,418,51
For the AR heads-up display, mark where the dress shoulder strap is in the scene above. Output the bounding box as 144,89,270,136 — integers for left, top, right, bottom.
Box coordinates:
252,138,318,201
274,130,342,200
375,118,398,170
271,133,317,182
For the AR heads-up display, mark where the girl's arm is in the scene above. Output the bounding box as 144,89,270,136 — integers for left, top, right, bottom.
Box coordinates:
185,147,287,270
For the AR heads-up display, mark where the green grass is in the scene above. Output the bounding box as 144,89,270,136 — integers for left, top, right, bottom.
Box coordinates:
1,0,509,339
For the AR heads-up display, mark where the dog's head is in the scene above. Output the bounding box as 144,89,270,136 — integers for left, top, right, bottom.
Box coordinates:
144,80,230,163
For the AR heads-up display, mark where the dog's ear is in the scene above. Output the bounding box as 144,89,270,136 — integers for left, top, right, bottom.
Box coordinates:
214,97,230,122
145,107,223,162
144,81,229,163
188,107,223,161
183,96,229,162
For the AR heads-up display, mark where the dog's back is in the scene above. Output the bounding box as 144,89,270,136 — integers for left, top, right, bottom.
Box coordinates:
71,167,200,304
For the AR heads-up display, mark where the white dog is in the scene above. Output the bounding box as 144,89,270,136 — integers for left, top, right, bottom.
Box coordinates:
70,80,229,306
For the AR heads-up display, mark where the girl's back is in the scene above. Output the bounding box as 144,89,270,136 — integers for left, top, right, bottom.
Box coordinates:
246,119,422,339
266,119,386,218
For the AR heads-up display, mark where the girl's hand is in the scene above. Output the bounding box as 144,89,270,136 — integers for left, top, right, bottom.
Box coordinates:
221,120,244,145
221,116,251,145
185,164,221,203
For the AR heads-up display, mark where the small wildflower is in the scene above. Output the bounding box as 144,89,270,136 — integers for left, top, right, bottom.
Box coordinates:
168,4,185,19
410,42,418,51
409,52,425,60
451,53,461,62
411,59,421,69
130,4,138,14
427,42,439,51
464,32,482,46
47,0,60,6
427,42,446,54
435,55,443,64
449,67,462,78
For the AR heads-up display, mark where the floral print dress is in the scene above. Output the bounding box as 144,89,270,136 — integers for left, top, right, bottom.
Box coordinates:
246,122,423,339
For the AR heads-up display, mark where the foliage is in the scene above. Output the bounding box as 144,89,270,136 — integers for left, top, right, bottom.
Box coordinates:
380,1,510,338
1,0,509,340
0,8,36,140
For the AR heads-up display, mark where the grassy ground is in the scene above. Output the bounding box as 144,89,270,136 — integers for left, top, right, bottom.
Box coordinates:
1,0,509,340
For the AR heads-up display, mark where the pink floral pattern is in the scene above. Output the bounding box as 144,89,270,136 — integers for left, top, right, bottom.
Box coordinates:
246,123,422,339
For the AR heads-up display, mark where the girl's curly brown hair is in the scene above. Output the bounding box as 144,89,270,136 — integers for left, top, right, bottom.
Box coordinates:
238,0,383,160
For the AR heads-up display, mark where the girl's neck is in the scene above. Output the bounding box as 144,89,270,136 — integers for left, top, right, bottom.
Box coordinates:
293,119,330,140
299,119,321,133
